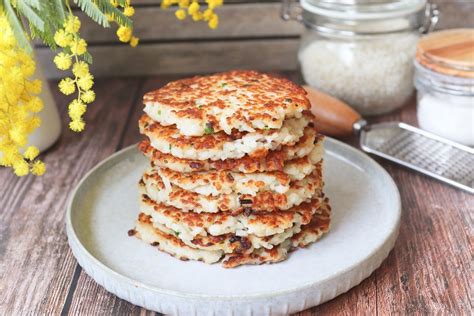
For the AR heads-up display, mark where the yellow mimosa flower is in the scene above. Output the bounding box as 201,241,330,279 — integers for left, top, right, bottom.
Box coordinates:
54,52,72,70
203,8,213,21
81,90,96,104
192,11,203,21
130,36,139,47
208,14,219,29
72,61,90,78
179,0,190,8
9,126,27,146
77,73,94,91
70,39,87,55
68,99,87,120
26,79,42,94
31,160,46,176
13,159,29,176
117,26,132,42
124,6,135,17
54,29,73,47
65,15,81,34
59,78,76,95
188,2,200,15
26,97,44,113
175,9,187,20
69,119,85,132
24,146,40,160
25,116,41,133
161,0,172,9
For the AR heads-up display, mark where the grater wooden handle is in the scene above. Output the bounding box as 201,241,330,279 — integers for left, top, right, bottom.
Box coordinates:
303,85,362,137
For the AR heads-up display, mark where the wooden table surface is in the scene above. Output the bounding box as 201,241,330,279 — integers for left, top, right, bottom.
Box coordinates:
1,73,472,315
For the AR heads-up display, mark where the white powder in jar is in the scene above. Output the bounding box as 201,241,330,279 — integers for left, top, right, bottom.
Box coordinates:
299,33,419,115
417,92,474,146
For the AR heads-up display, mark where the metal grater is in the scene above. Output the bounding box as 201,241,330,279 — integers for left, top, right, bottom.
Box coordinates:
357,122,474,194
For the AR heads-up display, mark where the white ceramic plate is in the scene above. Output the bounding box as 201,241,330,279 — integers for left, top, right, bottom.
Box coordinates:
67,138,401,315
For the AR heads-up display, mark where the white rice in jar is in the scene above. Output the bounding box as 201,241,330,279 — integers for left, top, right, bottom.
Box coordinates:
299,33,419,115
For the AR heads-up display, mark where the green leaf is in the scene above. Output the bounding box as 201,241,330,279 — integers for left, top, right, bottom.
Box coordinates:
3,0,32,52
16,0,45,32
52,0,66,21
93,0,132,28
115,0,128,7
22,0,41,10
26,0,67,49
74,0,133,28
82,51,93,64
74,0,110,28
29,24,56,48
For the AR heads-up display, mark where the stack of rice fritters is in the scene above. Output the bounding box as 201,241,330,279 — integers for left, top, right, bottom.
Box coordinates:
130,70,331,268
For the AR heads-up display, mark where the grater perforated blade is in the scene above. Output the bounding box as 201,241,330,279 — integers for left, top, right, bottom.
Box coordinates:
359,122,474,194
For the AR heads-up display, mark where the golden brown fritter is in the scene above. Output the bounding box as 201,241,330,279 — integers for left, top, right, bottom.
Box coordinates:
143,70,311,136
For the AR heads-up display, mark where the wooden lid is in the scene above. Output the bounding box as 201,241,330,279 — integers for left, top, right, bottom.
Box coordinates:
416,28,474,78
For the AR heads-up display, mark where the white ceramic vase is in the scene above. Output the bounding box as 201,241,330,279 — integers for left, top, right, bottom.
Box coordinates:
29,65,62,152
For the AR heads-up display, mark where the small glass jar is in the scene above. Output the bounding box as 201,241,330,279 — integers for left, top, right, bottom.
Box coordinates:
414,29,474,146
282,0,439,116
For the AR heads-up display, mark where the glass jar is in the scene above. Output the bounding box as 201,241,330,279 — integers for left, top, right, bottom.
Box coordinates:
414,29,474,146
282,0,439,116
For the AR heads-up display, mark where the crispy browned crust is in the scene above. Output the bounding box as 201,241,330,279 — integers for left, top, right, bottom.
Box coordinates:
139,114,246,151
135,213,222,262
291,197,331,247
190,234,253,254
136,213,289,268
222,245,289,268
138,129,323,173
222,198,332,268
158,167,290,193
143,70,310,134
143,163,323,213
140,192,322,230
133,197,332,267
139,111,315,157
141,194,228,227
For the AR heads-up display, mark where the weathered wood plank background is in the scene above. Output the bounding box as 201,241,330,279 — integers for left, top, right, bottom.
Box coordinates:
37,0,474,78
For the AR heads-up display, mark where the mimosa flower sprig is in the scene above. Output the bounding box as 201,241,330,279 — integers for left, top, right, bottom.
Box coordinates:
0,0,223,176
162,0,224,29
0,14,45,176
54,1,138,132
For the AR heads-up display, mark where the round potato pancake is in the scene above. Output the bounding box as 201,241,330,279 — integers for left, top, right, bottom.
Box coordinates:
139,190,324,240
139,112,313,161
131,199,331,268
155,151,321,197
141,164,323,213
138,128,324,174
143,70,310,136
153,221,301,254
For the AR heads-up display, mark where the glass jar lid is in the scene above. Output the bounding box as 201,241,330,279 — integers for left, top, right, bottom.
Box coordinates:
415,61,474,96
300,0,428,35
416,28,474,78
301,0,427,20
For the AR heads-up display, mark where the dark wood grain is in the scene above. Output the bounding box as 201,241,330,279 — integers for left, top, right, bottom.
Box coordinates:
37,38,300,79
0,74,472,315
